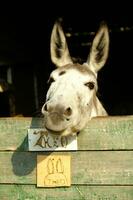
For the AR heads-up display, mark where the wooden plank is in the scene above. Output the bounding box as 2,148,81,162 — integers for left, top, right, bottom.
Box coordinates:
0,116,133,150
78,116,133,150
0,185,133,200
0,117,43,151
1,151,133,185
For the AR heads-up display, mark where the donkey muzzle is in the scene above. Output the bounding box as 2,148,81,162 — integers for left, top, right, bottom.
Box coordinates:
45,112,72,132
42,103,73,132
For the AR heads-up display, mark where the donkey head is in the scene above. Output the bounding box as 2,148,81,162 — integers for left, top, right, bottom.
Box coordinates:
42,21,109,136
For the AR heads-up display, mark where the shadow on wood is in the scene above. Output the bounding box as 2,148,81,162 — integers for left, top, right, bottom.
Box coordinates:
11,117,52,176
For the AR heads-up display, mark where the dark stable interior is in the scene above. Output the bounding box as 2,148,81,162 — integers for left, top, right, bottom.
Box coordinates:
0,4,133,117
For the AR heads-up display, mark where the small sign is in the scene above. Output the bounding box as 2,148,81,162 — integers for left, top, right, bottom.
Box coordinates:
37,155,71,187
28,129,77,151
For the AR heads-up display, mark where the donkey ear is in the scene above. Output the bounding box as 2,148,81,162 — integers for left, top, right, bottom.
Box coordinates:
50,21,73,67
87,22,109,73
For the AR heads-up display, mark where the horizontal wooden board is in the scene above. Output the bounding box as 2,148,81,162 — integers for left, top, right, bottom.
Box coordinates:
0,185,133,200
0,151,133,185
79,116,133,150
0,116,133,150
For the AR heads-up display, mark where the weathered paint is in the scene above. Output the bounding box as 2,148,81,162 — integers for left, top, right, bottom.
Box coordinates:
0,185,133,200
0,116,133,151
0,151,133,185
0,117,133,199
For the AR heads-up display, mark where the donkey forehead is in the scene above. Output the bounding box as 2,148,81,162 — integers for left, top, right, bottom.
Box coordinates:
50,64,96,80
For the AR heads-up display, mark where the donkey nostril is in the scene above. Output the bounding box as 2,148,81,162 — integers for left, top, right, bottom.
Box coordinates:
64,107,72,116
44,104,48,112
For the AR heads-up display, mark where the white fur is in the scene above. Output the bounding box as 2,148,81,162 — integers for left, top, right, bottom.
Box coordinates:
42,21,109,136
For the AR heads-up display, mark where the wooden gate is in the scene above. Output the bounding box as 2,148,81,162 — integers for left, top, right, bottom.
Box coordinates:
0,116,133,199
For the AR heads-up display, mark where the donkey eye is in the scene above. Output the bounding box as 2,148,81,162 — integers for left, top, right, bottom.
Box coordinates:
85,82,95,90
59,71,66,76
48,77,55,85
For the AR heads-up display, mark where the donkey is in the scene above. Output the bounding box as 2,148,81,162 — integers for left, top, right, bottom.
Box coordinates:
42,21,109,136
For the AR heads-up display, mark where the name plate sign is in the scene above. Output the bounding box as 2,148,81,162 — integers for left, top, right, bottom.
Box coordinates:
37,155,71,187
28,129,77,151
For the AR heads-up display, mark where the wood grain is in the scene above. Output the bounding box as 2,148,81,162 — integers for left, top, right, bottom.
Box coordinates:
0,116,133,199
0,185,133,200
0,116,133,150
0,151,133,185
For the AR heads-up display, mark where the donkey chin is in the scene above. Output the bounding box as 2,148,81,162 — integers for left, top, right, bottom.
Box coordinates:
43,112,80,136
